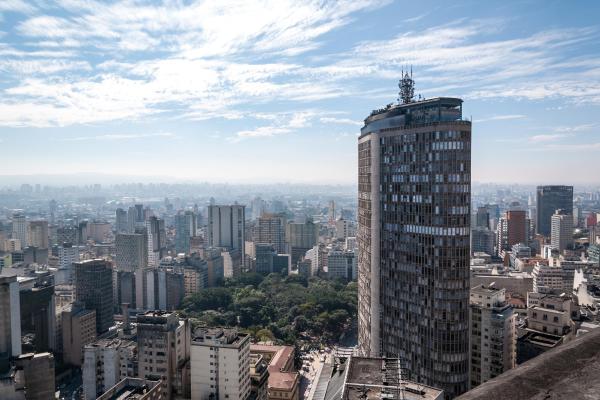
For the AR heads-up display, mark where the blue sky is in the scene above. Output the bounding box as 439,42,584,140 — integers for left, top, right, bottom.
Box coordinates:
0,0,599,184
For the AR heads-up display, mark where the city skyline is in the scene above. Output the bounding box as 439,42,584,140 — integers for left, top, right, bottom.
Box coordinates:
1,1,599,185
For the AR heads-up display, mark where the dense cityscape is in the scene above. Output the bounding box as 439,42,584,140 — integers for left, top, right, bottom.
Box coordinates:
1,1,600,400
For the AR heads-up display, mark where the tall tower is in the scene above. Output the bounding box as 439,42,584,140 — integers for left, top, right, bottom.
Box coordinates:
536,185,573,237
74,259,114,334
357,75,471,397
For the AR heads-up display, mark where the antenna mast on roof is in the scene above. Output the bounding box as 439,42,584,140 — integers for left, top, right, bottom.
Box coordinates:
398,66,415,104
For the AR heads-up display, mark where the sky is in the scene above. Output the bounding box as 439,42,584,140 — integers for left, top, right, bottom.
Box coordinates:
0,0,599,185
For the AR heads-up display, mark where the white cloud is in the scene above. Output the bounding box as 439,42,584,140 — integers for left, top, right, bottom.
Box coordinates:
529,134,569,143
474,114,526,123
61,133,175,141
320,117,363,126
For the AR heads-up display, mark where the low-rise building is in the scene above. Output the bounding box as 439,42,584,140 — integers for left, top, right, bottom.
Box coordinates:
250,344,299,400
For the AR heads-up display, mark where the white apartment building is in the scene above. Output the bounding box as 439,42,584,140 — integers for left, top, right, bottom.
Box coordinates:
190,328,251,400
469,285,516,389
82,338,137,400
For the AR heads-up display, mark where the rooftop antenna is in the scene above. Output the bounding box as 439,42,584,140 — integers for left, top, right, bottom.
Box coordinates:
398,66,415,104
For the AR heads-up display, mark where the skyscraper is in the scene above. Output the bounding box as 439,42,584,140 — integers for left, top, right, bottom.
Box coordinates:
286,219,318,264
536,186,573,236
207,205,246,261
28,220,49,249
115,208,128,233
175,211,196,255
11,212,28,248
146,216,166,267
74,259,114,334
257,213,287,254
357,73,471,397
115,232,148,272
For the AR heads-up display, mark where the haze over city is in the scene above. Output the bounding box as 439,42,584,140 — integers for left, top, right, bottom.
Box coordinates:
1,0,599,184
2,2,600,400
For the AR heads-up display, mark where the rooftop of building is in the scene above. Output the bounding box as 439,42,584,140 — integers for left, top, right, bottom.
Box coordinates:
192,327,248,347
518,330,563,348
250,344,298,391
85,337,136,350
457,328,600,400
342,357,443,400
96,378,160,400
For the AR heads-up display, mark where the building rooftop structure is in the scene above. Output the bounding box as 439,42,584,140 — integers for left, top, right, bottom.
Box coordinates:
335,357,444,400
250,344,299,394
457,328,600,400
95,377,161,400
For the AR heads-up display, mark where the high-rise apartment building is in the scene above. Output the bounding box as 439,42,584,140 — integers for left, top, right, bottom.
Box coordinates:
207,205,246,255
469,285,516,389
536,186,573,237
497,208,530,253
115,232,148,272
57,242,79,284
475,206,490,229
257,213,287,254
27,220,48,249
74,259,114,334
551,209,573,252
190,327,251,400
115,208,128,234
137,311,190,399
175,211,197,255
286,219,318,264
0,275,22,367
146,216,166,267
357,74,471,397
11,212,28,248
327,249,357,281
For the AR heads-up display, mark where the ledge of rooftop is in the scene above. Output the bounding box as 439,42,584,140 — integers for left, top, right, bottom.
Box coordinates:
456,327,600,400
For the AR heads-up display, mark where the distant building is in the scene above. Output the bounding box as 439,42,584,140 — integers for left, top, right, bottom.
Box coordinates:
327,250,356,281
175,211,196,255
115,208,129,234
74,259,114,334
257,213,287,254
471,227,495,256
116,233,148,272
11,213,28,248
285,219,318,264
255,244,276,275
190,327,251,400
146,217,166,267
469,285,516,389
207,205,246,265
551,209,573,252
536,186,573,237
27,220,48,249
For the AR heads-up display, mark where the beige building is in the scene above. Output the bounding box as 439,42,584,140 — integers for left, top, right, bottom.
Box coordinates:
250,344,299,400
190,328,251,400
137,311,190,400
27,220,49,249
526,292,576,336
250,354,269,400
62,303,97,367
469,285,516,389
